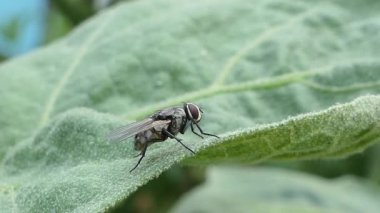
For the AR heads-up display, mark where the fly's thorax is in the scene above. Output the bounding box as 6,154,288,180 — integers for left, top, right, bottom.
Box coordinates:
169,116,182,135
155,107,185,119
168,108,187,135
179,116,189,134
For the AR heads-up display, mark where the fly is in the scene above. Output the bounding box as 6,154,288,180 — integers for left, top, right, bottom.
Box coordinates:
108,103,219,172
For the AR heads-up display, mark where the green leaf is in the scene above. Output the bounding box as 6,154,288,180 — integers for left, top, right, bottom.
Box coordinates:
0,95,379,212
0,0,380,212
171,167,380,213
188,95,380,165
368,145,380,183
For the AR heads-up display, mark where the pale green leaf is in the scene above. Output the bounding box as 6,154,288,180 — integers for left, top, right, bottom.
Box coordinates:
0,0,380,212
1,96,379,212
171,167,380,213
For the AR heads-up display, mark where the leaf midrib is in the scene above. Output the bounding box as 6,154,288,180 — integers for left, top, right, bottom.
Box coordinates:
124,58,379,120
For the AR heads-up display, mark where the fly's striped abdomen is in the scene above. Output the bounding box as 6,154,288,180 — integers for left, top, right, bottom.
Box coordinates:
134,124,169,151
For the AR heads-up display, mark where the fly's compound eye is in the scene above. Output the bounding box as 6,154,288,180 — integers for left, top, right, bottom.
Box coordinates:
186,103,202,123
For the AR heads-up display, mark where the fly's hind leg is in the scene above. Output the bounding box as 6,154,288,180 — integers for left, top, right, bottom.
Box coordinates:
162,129,195,154
130,143,148,173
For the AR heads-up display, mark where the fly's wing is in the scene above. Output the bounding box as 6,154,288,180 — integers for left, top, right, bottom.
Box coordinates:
107,118,171,142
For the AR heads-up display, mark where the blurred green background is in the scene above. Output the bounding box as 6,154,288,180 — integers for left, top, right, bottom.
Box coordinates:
0,0,124,60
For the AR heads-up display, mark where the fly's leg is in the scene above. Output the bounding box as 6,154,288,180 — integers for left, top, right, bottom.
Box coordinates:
130,143,148,173
162,129,195,154
194,123,219,138
190,123,204,139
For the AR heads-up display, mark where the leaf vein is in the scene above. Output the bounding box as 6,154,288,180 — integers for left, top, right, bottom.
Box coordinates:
211,8,317,87
37,14,113,128
124,58,379,120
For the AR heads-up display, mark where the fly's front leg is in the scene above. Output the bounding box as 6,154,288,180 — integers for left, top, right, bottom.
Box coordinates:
162,129,195,154
190,123,204,139
130,143,148,173
194,122,219,138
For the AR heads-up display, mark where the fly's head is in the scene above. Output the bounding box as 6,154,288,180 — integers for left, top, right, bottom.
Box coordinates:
184,103,203,123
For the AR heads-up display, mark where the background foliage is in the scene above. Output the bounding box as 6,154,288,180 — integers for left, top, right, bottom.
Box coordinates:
0,0,379,212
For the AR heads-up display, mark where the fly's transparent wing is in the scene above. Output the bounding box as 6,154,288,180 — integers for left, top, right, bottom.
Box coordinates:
107,118,154,142
109,118,154,136
107,119,171,142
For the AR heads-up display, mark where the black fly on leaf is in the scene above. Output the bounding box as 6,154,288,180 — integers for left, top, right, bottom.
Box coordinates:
108,103,219,172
